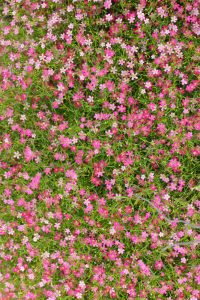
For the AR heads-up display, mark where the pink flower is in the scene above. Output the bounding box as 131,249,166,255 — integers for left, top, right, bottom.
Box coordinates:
107,250,117,261
157,123,166,135
138,260,151,276
104,0,112,9
92,140,101,149
154,260,164,270
29,173,41,190
24,146,36,162
25,292,36,300
168,158,181,172
65,169,77,180
58,135,71,148
195,275,200,285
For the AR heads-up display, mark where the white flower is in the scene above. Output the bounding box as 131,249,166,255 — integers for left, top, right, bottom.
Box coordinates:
131,72,138,80
118,248,124,254
42,251,50,259
60,67,66,74
22,236,28,244
8,118,13,124
105,14,113,21
79,281,86,289
171,16,177,23
20,114,26,122
58,178,64,187
163,194,170,200
87,96,94,103
76,292,82,299
110,227,116,235
33,233,40,242
111,67,117,74
8,229,14,235
17,212,22,218
54,223,60,229
14,151,21,159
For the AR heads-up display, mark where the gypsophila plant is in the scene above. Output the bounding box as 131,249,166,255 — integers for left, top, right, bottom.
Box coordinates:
0,0,200,299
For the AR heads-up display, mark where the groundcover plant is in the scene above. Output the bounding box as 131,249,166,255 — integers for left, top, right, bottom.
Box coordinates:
0,0,200,299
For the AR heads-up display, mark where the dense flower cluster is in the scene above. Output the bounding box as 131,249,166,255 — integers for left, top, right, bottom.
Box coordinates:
0,0,200,299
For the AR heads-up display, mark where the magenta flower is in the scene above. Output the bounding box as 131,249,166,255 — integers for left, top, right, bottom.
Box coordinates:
29,173,41,190
168,158,181,172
